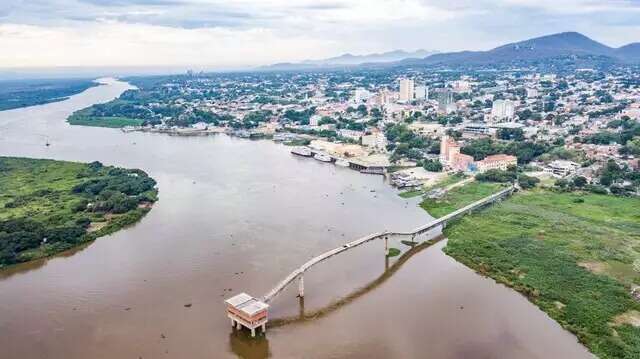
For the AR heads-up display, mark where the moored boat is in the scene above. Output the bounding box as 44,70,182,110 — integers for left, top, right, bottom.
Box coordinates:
291,146,312,157
313,153,332,162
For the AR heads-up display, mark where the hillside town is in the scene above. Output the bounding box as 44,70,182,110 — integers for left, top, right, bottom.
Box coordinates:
78,67,640,195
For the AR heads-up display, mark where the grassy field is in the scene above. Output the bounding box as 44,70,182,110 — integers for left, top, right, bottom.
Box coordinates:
419,181,505,218
68,113,144,128
440,189,640,359
0,157,157,268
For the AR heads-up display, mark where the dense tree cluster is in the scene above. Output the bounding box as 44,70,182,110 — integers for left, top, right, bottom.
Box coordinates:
461,138,550,164
0,161,157,267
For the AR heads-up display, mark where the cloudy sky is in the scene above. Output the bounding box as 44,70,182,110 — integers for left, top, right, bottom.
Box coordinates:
1,0,640,69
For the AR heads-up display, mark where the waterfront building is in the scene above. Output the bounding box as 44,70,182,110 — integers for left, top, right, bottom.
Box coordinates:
475,154,518,172
225,293,269,337
399,78,415,103
361,131,388,151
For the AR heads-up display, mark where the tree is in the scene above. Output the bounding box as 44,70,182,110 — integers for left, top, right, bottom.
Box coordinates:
572,176,587,188
518,174,540,189
422,159,443,172
497,128,525,141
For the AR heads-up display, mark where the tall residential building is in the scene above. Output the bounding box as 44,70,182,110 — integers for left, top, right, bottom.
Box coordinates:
436,89,454,113
399,78,415,103
414,85,428,100
491,99,515,120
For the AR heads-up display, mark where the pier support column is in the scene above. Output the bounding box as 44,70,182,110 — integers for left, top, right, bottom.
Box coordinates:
231,319,235,327
236,321,242,330
261,323,266,333
384,236,389,256
298,274,305,298
251,328,256,337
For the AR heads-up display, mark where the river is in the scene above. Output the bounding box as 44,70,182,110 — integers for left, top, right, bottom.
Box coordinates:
0,79,592,358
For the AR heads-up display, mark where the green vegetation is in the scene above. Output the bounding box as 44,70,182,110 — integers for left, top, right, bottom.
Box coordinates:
386,247,401,257
68,107,145,128
420,181,505,218
0,157,157,268
398,189,424,199
442,190,640,359
0,78,97,111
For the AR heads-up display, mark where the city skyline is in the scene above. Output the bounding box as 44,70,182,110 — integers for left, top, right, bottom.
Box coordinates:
1,0,640,69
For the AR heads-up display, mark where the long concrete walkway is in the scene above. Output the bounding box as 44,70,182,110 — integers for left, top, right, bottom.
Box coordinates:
261,186,515,303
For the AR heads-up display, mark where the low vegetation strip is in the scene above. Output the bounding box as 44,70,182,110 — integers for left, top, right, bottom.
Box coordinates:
0,157,158,268
68,107,145,128
442,189,640,359
419,181,505,218
0,78,98,111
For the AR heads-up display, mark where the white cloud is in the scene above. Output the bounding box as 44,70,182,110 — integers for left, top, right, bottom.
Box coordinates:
0,22,338,68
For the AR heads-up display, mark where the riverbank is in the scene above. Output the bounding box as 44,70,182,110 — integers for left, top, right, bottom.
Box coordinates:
423,184,640,359
0,157,157,269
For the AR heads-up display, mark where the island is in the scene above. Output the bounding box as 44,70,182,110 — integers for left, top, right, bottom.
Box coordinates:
0,78,99,111
0,157,158,268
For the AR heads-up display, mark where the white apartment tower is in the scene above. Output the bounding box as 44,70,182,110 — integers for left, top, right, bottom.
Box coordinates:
414,85,428,100
491,99,515,120
399,78,415,103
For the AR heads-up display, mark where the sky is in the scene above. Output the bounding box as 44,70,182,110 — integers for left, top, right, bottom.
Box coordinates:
1,0,640,69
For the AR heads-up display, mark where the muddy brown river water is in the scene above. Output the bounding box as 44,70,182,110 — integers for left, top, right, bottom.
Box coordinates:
0,79,593,358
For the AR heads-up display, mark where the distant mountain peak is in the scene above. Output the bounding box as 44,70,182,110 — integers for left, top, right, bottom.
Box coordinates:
419,31,639,66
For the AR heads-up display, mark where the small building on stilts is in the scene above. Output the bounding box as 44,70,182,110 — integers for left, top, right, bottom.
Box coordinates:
225,293,269,337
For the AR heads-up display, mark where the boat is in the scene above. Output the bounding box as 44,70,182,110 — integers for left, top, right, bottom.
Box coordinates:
335,159,350,167
313,153,332,162
291,146,312,157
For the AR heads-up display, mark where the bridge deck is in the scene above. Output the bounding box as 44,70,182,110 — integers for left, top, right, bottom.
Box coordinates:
261,186,514,303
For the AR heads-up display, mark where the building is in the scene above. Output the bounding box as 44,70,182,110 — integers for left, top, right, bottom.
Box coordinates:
338,129,363,141
475,154,518,172
225,293,269,337
408,123,444,138
439,134,473,170
451,80,471,93
439,134,459,165
526,88,539,98
491,99,515,120
461,122,495,138
543,160,580,177
309,114,322,127
353,88,371,104
435,89,455,114
399,78,415,103
414,85,428,100
362,131,388,151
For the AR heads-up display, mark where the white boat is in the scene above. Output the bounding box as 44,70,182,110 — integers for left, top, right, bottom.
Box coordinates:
313,153,332,162
335,159,350,167
291,146,312,157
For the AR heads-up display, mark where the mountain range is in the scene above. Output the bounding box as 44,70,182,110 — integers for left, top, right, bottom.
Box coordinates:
261,49,438,70
260,32,640,71
413,32,640,66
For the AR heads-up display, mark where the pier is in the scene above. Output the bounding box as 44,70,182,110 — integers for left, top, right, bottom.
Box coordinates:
225,186,515,336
